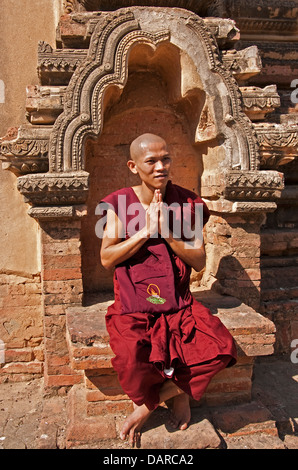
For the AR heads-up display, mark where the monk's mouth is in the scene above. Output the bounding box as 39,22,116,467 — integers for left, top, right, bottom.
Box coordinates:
154,174,168,179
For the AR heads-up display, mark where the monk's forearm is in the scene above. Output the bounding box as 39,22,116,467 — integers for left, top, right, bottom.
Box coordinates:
163,232,206,272
101,226,149,270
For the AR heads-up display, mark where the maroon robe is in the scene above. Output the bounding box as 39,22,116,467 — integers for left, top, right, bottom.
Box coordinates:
100,181,237,409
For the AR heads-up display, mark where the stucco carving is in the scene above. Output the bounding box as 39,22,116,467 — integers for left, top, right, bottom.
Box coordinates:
200,169,284,202
48,8,259,174
38,41,87,85
0,126,51,176
240,85,281,121
224,170,284,201
17,171,89,206
255,122,298,169
0,5,295,217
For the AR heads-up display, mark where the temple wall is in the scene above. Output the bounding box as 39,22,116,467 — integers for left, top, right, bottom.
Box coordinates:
0,1,297,387
0,0,61,381
0,0,61,273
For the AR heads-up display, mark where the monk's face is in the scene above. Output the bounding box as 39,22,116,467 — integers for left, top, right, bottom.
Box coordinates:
129,139,172,190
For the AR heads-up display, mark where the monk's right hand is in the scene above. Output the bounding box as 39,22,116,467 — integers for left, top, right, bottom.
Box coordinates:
145,190,160,238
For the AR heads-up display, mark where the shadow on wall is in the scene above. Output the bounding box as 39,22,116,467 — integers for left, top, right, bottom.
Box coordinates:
207,254,261,312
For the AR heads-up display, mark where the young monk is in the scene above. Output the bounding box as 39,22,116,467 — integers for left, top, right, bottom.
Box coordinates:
99,133,237,446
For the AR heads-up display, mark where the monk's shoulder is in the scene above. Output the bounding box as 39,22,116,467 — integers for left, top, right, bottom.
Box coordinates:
170,183,200,203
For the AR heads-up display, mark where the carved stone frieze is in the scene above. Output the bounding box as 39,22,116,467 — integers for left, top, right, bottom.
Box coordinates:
76,0,298,41
240,85,281,122
0,126,51,176
57,12,241,50
236,17,298,37
223,170,284,201
206,199,278,214
26,85,66,125
4,3,296,225
76,0,212,13
63,0,82,13
201,170,284,203
17,171,89,206
200,18,240,49
28,204,87,220
254,122,298,169
37,41,87,85
221,46,262,82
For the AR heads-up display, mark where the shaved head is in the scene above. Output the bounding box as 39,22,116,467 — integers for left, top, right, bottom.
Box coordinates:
130,133,167,161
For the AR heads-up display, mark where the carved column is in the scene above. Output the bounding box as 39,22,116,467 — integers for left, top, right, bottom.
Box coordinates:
200,170,284,310
16,172,89,388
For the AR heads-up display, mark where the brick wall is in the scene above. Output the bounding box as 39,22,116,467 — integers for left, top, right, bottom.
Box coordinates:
0,273,43,383
41,220,84,389
204,213,263,310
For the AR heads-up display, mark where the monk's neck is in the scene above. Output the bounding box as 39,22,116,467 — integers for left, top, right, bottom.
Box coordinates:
136,182,166,204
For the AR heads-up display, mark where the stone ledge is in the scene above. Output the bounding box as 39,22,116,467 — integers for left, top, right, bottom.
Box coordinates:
66,289,276,371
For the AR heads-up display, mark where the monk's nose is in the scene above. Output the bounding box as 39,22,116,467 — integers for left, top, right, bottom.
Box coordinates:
155,160,164,171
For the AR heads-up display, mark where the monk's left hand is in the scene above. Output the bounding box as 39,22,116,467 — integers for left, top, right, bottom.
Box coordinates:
154,190,169,238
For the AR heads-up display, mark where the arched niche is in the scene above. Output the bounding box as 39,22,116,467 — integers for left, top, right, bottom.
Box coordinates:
49,7,258,175
81,41,210,292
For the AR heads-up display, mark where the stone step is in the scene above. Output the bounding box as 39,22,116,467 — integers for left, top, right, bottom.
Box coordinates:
65,382,283,449
66,289,276,368
65,288,276,413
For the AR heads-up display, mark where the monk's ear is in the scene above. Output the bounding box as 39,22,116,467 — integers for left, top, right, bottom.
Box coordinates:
127,159,138,175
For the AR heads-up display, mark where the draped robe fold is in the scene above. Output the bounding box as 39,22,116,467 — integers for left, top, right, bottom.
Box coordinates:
100,181,237,410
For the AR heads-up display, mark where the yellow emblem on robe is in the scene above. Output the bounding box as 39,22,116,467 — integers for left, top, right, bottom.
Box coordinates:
146,283,166,304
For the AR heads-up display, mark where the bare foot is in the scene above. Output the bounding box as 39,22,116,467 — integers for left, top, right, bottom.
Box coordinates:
169,393,191,430
120,403,152,447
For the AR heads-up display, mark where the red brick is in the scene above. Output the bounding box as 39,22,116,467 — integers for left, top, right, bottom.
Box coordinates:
206,377,252,394
71,344,112,359
42,241,81,257
7,284,26,295
87,400,133,417
45,373,83,387
212,402,278,437
42,254,82,269
2,293,41,307
4,349,34,362
43,267,82,281
43,304,67,316
0,361,43,375
86,389,128,401
43,279,83,295
25,283,42,295
44,292,83,306
70,355,112,370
